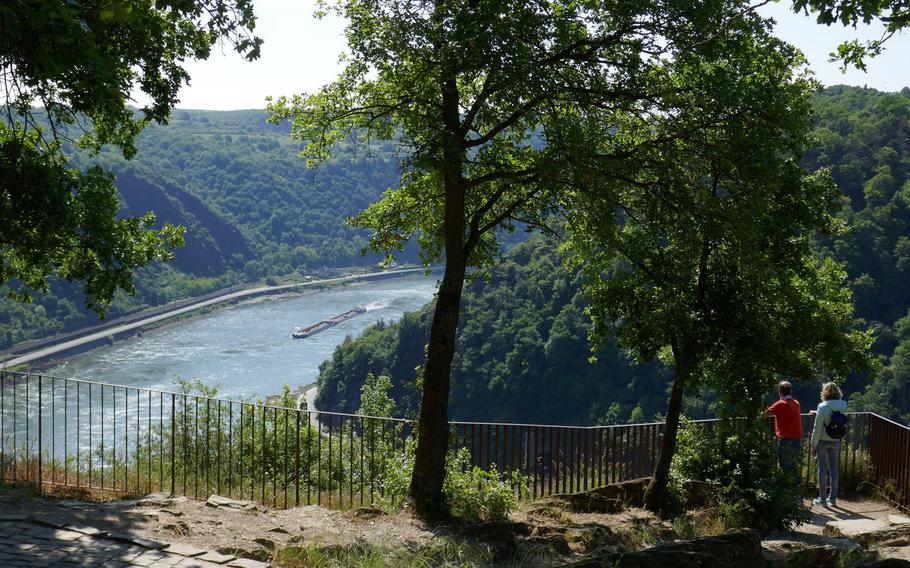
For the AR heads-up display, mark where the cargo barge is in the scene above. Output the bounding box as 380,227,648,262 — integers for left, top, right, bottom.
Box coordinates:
292,306,367,339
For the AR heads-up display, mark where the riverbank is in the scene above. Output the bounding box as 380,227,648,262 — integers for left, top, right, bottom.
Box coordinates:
1,268,438,371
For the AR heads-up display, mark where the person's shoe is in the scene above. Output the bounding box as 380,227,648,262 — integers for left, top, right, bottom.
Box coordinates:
813,497,827,507
829,497,837,507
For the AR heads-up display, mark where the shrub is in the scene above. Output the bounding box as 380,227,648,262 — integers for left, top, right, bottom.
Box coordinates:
374,436,417,511
672,419,811,532
443,447,526,522
801,447,876,497
375,440,525,522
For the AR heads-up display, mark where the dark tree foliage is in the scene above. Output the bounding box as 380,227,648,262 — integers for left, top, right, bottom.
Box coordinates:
792,0,910,69
807,86,910,423
1,0,261,154
0,0,260,312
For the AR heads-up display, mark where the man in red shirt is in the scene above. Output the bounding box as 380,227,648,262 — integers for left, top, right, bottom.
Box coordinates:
764,381,803,487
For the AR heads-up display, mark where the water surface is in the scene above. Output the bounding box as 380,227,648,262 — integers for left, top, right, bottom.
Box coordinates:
46,274,437,400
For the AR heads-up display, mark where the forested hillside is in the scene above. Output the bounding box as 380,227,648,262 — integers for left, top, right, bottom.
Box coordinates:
79,110,406,272
0,110,410,348
808,86,910,424
317,85,910,425
315,234,674,424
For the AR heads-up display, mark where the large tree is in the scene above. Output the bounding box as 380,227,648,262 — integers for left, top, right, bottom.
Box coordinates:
564,19,874,509
1,0,261,312
269,0,803,515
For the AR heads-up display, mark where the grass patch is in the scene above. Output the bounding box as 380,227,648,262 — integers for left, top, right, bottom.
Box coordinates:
275,538,557,568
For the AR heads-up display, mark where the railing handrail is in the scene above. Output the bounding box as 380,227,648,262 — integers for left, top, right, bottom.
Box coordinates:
867,412,910,431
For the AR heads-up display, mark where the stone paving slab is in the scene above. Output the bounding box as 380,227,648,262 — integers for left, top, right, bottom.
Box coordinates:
164,543,206,558
226,559,271,568
0,519,272,568
197,551,236,563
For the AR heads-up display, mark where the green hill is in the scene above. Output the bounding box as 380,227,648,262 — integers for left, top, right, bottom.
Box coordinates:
808,86,910,423
74,109,407,274
1,109,410,347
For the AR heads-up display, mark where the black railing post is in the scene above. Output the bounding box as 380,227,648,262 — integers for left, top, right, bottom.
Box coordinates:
13,373,17,482
54,377,58,485
87,383,91,488
228,401,233,498
308,411,314,506
1,371,5,481
38,375,43,488
25,375,29,484
171,394,176,497
295,410,300,507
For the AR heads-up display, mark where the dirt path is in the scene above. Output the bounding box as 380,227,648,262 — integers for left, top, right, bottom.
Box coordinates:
301,386,319,429
5,482,907,567
0,485,670,567
0,487,435,563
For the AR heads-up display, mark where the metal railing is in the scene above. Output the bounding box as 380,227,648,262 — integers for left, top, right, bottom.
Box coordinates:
868,413,910,510
1,370,907,510
452,420,664,500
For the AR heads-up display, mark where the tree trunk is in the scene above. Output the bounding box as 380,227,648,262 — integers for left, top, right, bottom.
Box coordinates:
407,260,466,517
408,60,467,518
644,354,688,512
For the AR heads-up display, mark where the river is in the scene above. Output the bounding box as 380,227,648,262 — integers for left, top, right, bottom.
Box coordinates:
43,273,438,400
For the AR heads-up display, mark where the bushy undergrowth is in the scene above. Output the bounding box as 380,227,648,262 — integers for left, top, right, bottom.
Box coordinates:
672,419,811,532
444,448,525,522
276,538,554,568
361,373,525,521
373,434,525,522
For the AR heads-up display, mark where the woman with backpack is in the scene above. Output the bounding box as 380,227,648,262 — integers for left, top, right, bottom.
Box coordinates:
810,382,848,507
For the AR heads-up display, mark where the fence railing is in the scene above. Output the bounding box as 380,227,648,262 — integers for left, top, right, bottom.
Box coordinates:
868,413,910,510
1,370,907,511
452,419,665,500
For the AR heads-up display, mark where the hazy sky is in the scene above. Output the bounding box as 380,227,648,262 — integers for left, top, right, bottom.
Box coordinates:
166,0,910,111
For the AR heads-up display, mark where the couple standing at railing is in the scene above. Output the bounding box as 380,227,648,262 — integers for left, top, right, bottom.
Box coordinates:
764,380,849,508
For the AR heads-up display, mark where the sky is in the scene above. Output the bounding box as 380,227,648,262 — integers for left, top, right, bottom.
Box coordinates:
166,0,910,111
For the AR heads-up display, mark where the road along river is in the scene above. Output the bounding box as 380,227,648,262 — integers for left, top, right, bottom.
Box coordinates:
39,273,438,401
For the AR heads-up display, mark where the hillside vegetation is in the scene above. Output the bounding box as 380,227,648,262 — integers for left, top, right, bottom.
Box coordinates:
810,86,910,423
0,110,411,347
317,85,910,425
316,234,672,424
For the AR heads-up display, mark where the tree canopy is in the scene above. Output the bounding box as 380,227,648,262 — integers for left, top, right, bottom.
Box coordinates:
562,18,874,508
269,0,848,515
793,0,910,69
0,0,260,312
